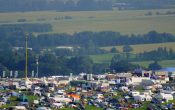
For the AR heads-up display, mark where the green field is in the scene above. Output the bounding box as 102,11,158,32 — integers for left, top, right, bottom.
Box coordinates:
90,53,175,68
90,53,116,63
101,42,175,54
0,9,175,34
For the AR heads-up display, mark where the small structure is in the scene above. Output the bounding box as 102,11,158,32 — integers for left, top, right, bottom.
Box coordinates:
119,86,129,92
159,68,175,80
9,106,26,110
36,107,51,110
154,70,169,83
67,93,80,101
134,95,152,102
129,91,140,96
155,93,174,102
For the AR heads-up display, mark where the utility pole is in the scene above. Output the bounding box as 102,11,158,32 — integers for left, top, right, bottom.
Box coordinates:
25,33,28,80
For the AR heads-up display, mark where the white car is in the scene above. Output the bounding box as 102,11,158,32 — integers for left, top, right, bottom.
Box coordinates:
19,86,27,90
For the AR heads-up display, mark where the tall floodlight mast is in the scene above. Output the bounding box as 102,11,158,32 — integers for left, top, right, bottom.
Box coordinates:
25,33,28,80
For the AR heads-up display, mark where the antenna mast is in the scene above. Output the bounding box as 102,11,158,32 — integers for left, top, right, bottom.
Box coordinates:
25,33,28,80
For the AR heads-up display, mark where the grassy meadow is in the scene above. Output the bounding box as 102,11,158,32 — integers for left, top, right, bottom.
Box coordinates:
101,42,175,54
90,52,175,68
0,9,175,34
90,53,116,64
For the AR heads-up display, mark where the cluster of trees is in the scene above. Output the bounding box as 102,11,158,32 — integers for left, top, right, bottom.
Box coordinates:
145,11,175,16
0,46,173,77
0,49,109,77
109,46,175,62
110,54,163,72
110,55,138,72
0,48,164,77
137,47,175,61
0,24,52,33
148,61,162,71
0,0,112,12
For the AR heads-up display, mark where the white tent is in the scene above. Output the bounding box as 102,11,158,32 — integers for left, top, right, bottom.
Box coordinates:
52,103,64,108
52,97,72,103
134,94,152,102
36,107,51,110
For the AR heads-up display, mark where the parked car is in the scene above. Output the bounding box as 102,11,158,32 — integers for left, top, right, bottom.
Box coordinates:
132,104,140,108
147,104,160,110
0,86,4,90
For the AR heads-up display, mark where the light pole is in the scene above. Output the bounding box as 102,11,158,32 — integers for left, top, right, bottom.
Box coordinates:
25,33,28,80
36,55,39,78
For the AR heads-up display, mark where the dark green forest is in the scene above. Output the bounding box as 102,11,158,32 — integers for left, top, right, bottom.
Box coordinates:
114,0,175,10
0,0,112,12
0,0,175,12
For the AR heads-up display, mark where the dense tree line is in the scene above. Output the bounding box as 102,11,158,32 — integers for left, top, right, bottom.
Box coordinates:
0,0,112,12
35,31,175,48
114,46,175,62
1,47,166,77
0,26,175,56
0,0,174,12
1,24,174,50
114,0,175,10
110,54,163,72
0,24,52,33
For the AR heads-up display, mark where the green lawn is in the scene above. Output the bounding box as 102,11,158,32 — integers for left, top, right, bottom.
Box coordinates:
26,95,39,102
0,9,175,35
85,105,103,110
